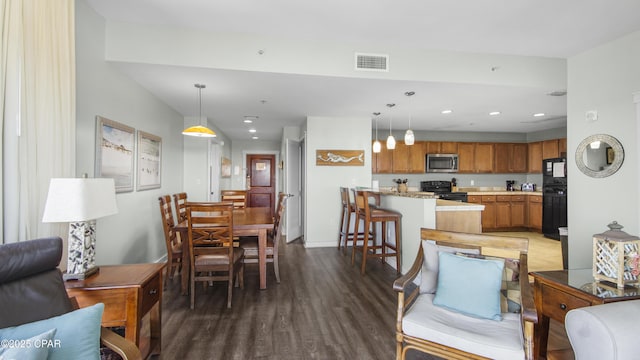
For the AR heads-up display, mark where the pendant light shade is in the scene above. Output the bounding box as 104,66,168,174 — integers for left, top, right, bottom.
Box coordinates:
404,91,415,145
183,84,216,138
386,103,396,150
404,129,415,145
372,112,381,153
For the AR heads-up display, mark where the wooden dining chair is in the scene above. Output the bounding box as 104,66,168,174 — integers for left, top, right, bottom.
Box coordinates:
173,192,188,223
220,190,247,209
158,195,182,288
239,193,287,283
187,203,244,309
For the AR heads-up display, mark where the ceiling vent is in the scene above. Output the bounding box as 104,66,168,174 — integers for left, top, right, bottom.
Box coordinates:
355,53,389,72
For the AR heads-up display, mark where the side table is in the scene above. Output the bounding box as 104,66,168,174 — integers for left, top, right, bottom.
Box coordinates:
65,263,164,359
531,268,640,360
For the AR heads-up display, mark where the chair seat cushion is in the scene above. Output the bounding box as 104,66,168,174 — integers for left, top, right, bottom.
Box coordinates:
238,237,275,257
403,294,524,360
195,248,244,266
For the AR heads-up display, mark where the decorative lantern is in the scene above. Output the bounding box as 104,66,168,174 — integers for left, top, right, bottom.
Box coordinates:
593,221,640,289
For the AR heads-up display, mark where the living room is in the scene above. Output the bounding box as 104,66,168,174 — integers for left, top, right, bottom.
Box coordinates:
2,1,640,359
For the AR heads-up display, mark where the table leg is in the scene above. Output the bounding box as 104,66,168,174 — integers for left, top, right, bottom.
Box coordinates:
178,229,189,296
258,228,267,290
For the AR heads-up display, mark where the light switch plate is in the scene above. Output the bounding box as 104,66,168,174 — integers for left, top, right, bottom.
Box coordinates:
586,110,598,122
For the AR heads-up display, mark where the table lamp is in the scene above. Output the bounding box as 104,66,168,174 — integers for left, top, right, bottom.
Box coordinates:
42,178,118,280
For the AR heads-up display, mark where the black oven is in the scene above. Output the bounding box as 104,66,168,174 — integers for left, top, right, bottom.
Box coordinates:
420,180,467,202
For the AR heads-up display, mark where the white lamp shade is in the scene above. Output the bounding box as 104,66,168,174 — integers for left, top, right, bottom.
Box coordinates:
373,140,382,153
42,178,118,222
386,135,396,150
404,129,415,145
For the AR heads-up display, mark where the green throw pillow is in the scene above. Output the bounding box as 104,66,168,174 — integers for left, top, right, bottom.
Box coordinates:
0,303,104,360
433,252,504,320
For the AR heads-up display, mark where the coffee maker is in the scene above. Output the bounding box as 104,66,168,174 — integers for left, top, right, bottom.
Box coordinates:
506,180,516,191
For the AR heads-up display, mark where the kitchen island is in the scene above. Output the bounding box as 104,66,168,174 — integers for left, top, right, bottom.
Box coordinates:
376,191,484,273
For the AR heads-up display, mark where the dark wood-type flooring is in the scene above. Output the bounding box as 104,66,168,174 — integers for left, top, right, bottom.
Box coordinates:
157,238,571,360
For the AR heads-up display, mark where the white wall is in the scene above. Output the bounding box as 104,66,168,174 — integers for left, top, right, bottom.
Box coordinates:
305,117,372,247
567,30,640,268
76,0,184,264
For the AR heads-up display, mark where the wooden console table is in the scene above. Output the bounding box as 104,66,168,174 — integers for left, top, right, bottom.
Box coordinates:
65,263,164,359
531,269,640,360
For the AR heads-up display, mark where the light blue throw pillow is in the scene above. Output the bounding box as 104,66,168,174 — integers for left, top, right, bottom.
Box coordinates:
0,328,56,360
433,252,504,320
0,303,103,360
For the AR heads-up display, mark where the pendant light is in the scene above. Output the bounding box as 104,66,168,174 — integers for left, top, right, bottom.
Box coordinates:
372,112,382,153
386,103,396,150
404,91,415,146
182,84,217,138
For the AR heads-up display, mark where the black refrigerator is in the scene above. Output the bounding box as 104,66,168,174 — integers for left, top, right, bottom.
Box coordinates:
542,157,567,240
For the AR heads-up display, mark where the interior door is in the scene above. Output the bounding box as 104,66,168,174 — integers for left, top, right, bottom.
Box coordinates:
285,139,302,242
246,154,275,215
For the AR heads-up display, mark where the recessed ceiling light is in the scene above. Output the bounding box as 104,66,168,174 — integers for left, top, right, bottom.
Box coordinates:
489,111,501,116
249,129,257,133
252,136,259,140
244,116,258,123
441,109,453,114
533,113,545,117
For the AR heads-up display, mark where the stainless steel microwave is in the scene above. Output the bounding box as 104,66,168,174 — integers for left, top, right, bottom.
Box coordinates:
426,154,459,173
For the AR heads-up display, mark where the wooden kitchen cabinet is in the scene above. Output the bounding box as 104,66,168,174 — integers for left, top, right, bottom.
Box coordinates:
528,141,543,173
558,138,567,157
425,141,457,154
495,196,511,228
480,195,496,230
457,142,494,173
510,195,527,227
542,139,560,159
494,143,528,173
528,194,543,231
372,141,393,173
392,141,425,173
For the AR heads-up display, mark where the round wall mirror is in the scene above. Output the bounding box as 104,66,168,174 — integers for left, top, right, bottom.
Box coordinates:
575,134,624,178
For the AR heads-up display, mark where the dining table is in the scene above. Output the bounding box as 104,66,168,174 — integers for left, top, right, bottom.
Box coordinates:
175,206,274,293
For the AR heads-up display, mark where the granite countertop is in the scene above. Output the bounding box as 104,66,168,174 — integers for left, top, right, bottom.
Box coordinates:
377,190,437,199
435,199,485,211
458,187,542,196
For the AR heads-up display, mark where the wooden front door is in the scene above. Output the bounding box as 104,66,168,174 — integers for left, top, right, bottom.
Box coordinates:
246,154,275,214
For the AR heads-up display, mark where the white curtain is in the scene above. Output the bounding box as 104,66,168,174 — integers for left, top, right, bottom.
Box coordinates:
0,0,75,243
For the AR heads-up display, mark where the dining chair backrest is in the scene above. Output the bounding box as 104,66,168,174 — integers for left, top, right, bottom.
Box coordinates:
352,189,379,217
220,190,247,209
187,203,234,249
173,192,188,223
273,192,287,231
158,195,182,287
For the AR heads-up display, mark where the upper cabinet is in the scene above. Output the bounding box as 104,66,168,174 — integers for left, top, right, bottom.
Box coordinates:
425,141,457,154
527,138,567,173
393,141,425,173
458,142,494,173
494,143,528,173
373,141,424,174
372,138,565,174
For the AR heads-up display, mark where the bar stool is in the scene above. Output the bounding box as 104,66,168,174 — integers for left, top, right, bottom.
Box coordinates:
352,189,401,275
338,187,369,253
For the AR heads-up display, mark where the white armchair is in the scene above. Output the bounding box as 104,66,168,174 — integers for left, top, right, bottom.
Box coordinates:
393,229,537,360
565,299,640,360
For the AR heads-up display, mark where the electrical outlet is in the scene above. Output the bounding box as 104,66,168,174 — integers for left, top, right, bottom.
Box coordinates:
586,110,598,122
470,180,475,186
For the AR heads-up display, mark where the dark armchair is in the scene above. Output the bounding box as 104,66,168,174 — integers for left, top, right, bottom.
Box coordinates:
0,237,141,360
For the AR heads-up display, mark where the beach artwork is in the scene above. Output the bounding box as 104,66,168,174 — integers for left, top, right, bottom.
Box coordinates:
137,131,162,190
316,150,365,166
95,116,135,192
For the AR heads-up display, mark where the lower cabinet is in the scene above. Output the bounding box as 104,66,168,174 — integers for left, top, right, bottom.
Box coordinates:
469,193,540,232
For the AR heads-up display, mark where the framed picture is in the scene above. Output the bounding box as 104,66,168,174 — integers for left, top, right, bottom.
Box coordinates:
137,131,162,190
606,146,614,165
95,116,135,193
316,150,365,166
221,157,231,178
